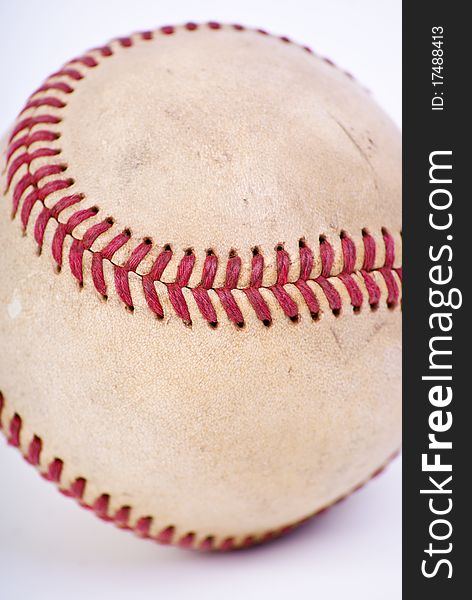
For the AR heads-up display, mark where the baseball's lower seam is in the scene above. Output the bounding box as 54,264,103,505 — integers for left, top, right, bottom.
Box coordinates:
0,390,400,551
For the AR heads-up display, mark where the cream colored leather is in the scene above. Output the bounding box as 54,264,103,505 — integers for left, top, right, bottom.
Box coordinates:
0,24,401,546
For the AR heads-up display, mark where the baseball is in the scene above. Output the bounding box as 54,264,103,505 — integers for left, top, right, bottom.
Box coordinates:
0,22,401,550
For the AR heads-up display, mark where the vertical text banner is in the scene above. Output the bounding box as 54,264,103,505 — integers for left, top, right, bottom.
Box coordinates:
403,2,467,598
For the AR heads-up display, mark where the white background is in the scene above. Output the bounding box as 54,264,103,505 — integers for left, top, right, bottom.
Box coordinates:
0,1,401,599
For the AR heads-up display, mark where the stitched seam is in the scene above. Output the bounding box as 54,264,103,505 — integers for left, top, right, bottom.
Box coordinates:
4,22,402,328
0,391,399,551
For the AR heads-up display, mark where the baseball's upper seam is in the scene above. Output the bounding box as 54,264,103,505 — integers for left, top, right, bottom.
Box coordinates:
3,22,402,328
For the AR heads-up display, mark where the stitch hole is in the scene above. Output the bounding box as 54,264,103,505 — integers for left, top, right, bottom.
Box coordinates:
289,314,300,323
311,311,320,321
206,248,214,256
124,228,131,237
185,248,194,256
353,305,361,314
381,226,389,236
228,248,237,258
387,301,397,311
340,230,348,239
262,319,272,327
164,244,172,252
319,234,327,244
55,265,62,274
298,238,306,248
126,304,135,313
106,217,114,225
208,321,218,329
275,244,284,252
143,237,152,245
332,308,341,317
183,319,193,328
370,302,379,312
252,246,260,256
101,294,108,302
362,227,370,237
90,206,99,214
236,320,245,329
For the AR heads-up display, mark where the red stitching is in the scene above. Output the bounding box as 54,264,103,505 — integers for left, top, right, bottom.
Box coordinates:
5,23,402,327
0,391,400,551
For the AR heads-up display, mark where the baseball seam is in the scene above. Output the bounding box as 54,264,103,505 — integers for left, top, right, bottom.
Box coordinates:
0,390,400,551
3,22,402,328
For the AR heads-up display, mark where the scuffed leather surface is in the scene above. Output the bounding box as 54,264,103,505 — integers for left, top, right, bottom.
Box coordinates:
0,26,401,543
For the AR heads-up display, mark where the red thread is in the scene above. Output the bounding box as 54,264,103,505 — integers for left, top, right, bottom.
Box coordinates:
69,220,114,285
319,238,334,278
21,178,73,230
34,81,74,95
341,234,356,274
69,56,98,68
93,494,110,519
276,248,290,285
361,271,381,307
294,279,320,318
156,526,174,544
21,96,66,114
34,194,84,248
51,207,98,268
50,68,84,80
7,130,59,163
167,284,191,323
380,268,400,307
179,533,196,548
270,285,298,319
192,287,217,324
382,228,395,269
250,251,264,288
225,255,241,289
299,244,314,280
135,517,152,537
9,414,21,447
91,232,131,296
201,253,218,289
315,277,342,312
7,147,60,188
114,240,153,308
215,288,244,325
244,287,272,324
9,115,61,142
26,436,42,465
114,506,131,527
362,231,376,270
339,273,363,309
45,459,63,482
118,37,133,48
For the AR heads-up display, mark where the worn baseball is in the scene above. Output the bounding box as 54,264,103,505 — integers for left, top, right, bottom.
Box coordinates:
0,23,401,550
